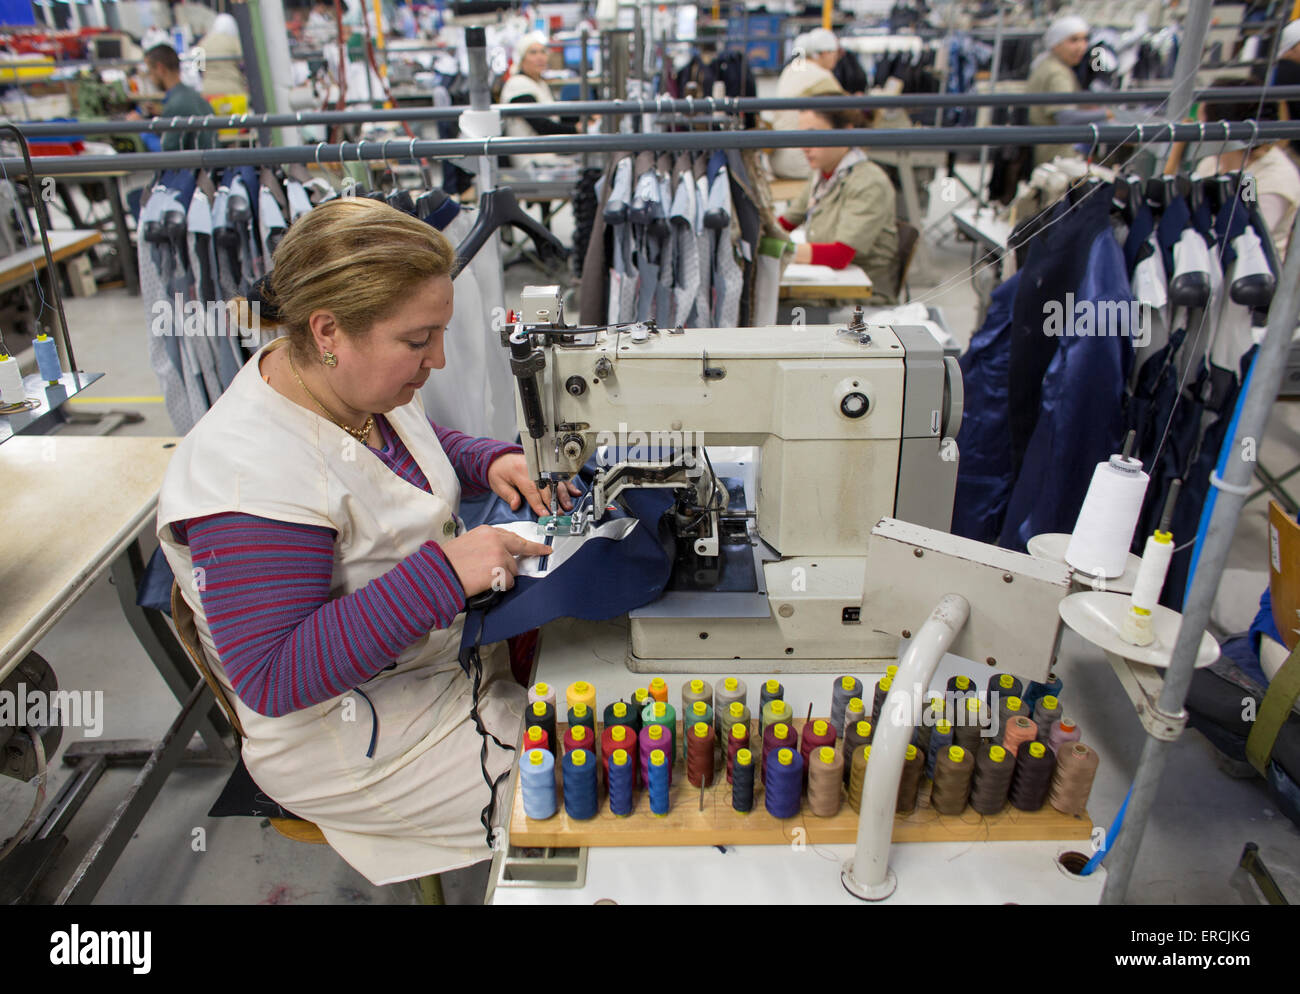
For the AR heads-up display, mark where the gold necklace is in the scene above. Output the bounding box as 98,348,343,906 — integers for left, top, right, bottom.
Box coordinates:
287,352,375,443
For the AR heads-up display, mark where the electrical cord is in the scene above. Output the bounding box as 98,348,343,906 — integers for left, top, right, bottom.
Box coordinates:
0,728,48,863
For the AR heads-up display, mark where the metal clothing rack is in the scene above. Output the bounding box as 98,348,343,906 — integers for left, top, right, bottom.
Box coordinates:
15,86,1300,138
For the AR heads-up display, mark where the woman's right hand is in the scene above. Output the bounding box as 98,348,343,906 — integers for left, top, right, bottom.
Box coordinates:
440,525,553,598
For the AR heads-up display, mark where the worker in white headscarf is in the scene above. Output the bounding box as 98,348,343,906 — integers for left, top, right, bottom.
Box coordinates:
499,32,581,164
764,28,841,179
1025,15,1110,166
197,13,248,98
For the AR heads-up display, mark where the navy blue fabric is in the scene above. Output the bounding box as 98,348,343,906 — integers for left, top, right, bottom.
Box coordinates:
1122,201,1155,274
952,272,1020,543
1154,196,1191,276
1251,586,1285,664
158,169,197,209
998,198,1133,551
137,546,177,615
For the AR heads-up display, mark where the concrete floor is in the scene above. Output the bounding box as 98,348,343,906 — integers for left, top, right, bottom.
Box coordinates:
2,168,1298,905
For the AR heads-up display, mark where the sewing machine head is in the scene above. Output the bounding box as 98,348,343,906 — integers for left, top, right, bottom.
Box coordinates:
504,286,968,672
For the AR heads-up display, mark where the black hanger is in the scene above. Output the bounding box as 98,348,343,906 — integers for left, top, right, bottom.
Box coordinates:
387,188,416,215
416,188,451,223
452,187,568,276
1111,174,1143,223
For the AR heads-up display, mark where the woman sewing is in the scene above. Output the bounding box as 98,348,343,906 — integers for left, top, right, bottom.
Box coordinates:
778,104,901,304
157,198,571,886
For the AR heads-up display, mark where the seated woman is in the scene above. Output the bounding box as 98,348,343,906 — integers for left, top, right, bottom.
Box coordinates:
778,105,901,304
500,32,581,164
157,198,567,886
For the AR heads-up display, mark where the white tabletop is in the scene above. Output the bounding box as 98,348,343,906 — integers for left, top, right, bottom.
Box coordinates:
0,435,178,682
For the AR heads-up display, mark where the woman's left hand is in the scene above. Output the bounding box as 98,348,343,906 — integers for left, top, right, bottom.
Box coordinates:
487,452,582,517
793,243,813,265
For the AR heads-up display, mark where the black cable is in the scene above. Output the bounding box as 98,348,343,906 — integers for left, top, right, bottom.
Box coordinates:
462,608,515,848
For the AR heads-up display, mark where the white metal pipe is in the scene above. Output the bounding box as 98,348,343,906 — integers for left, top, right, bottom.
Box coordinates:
843,592,971,900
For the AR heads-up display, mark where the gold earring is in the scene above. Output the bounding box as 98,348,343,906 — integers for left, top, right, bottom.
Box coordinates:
321,351,338,367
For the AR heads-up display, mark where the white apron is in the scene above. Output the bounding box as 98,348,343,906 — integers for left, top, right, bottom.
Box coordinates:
157,338,525,885
500,72,567,165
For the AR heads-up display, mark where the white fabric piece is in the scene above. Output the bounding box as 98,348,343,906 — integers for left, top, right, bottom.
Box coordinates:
694,170,712,327
1131,233,1169,366
708,161,744,328
669,167,701,326
258,184,287,266
140,187,199,434
285,179,313,221
493,517,640,576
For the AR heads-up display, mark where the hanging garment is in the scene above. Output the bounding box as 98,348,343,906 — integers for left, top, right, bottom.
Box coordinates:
669,152,701,327
693,154,712,328
705,151,744,328
285,178,313,221
158,339,525,885
605,156,638,324
258,182,288,262
181,187,229,402
631,151,666,324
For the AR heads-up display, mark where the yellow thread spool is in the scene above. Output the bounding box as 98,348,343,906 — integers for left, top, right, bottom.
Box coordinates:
654,701,667,718
998,674,1015,690
692,701,708,718
566,680,596,710
905,744,917,761
774,722,789,739
955,675,970,690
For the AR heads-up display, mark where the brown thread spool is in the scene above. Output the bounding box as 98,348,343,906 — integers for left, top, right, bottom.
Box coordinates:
1033,694,1062,743
930,744,975,815
915,696,944,756
807,745,845,816
721,700,751,742
1008,740,1055,811
896,743,924,813
1002,714,1038,755
871,675,892,724
846,744,870,812
1048,741,1099,815
726,720,750,783
686,720,716,787
969,743,1016,815
953,695,985,753
997,694,1025,732
841,719,872,784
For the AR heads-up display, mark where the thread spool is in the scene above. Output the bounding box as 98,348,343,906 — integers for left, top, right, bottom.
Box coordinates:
759,678,784,713
987,673,1023,703
684,700,713,756
603,700,638,732
1022,674,1062,715
830,676,863,735
800,718,837,766
846,745,870,811
714,677,746,733
1048,742,1099,815
1008,740,1055,812
648,677,669,703
33,334,62,383
525,700,558,756
914,697,945,757
681,678,713,715
528,681,557,708
562,748,599,820
760,698,791,737
1048,717,1082,753
566,680,597,712
685,721,716,787
648,748,671,815
608,749,635,816
563,723,594,757
764,747,803,819
732,748,755,813
1065,453,1151,579
842,719,872,785
885,664,899,680
1122,531,1175,645
926,719,953,778
0,354,24,404
520,748,557,820
953,695,986,754
997,695,1026,736
844,696,867,731
640,722,674,786
896,743,924,814
642,699,677,759
602,724,638,786
1033,695,1062,743
761,721,798,784
632,687,652,713
969,743,1016,815
946,674,976,714
931,745,975,815
719,700,750,744
1002,715,1038,756
807,745,844,816
567,702,596,739
523,724,549,754
726,721,750,782
871,675,892,724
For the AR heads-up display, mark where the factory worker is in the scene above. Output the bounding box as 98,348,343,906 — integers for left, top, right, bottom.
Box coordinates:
196,13,248,98
500,30,583,161
778,100,901,304
157,199,578,885
765,28,841,179
1025,15,1110,167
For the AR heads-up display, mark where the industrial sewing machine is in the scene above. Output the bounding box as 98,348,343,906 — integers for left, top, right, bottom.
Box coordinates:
504,286,1061,679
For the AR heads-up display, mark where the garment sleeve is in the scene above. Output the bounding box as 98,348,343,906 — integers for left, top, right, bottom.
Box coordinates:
782,182,811,228
431,422,522,497
506,94,579,135
182,511,466,717
808,241,858,269
1256,192,1290,252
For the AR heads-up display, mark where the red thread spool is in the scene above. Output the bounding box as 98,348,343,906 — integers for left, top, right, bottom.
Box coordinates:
523,725,549,754
726,721,750,783
564,724,595,758
602,723,639,786
800,718,837,785
686,721,716,787
762,721,798,785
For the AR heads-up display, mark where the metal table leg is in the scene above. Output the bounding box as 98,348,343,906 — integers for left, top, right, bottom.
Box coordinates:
108,175,138,295
108,539,232,759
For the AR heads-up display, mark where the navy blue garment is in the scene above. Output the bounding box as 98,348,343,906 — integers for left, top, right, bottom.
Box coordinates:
1122,200,1155,274
1154,195,1191,277
951,272,1021,543
998,194,1133,551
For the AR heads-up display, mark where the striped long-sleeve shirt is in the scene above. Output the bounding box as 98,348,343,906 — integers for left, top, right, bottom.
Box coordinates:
173,418,521,717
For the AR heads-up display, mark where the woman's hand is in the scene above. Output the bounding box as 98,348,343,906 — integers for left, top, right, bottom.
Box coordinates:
486,451,582,516
441,525,553,597
793,242,813,265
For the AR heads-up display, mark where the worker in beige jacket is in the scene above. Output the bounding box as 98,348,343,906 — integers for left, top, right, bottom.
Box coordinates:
1025,15,1109,167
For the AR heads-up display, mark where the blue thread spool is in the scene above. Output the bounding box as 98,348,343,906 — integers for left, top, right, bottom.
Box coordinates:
648,748,671,816
830,675,863,736
1022,674,1063,715
520,748,557,820
927,719,954,779
562,748,599,820
732,747,755,813
607,748,635,816
764,747,803,819
603,700,639,732
759,678,784,714
33,334,62,383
